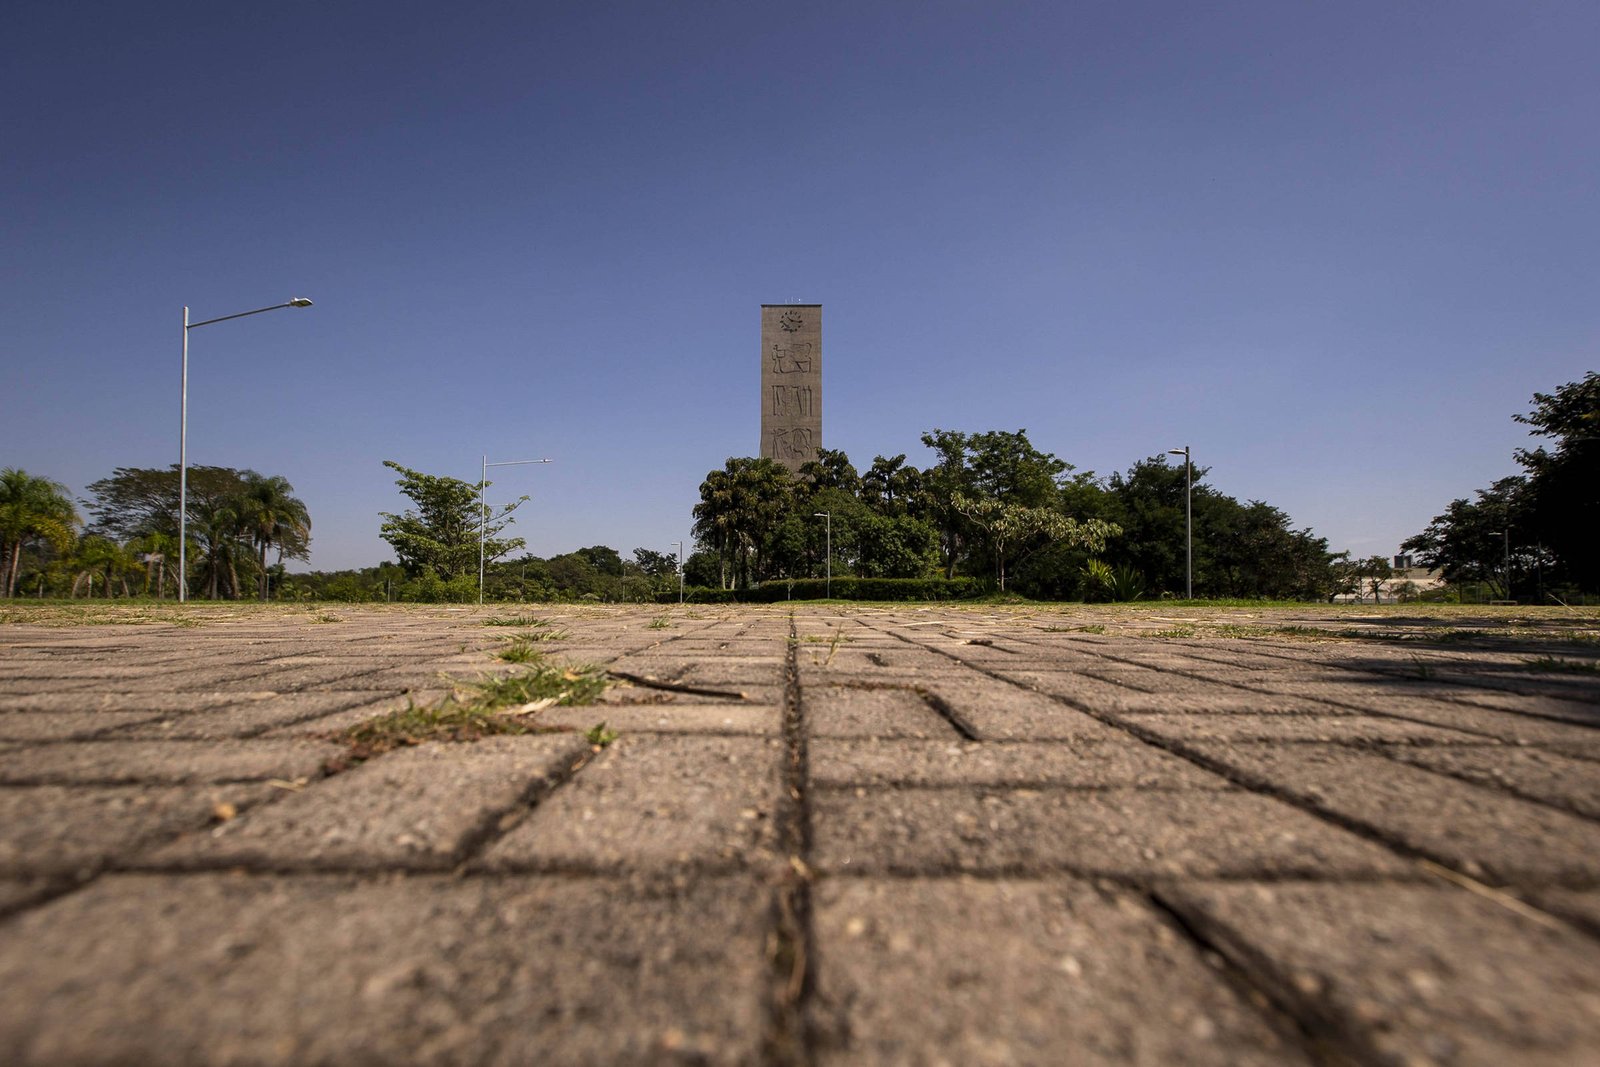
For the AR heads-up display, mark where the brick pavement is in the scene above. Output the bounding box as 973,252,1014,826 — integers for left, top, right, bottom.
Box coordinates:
0,603,1597,1065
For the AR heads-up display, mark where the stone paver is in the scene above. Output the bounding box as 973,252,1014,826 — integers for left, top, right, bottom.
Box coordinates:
815,878,1308,1065
1162,881,1600,1066
150,735,590,871
0,602,1596,1065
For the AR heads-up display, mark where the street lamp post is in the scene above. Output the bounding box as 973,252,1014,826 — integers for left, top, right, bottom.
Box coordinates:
813,511,831,599
671,541,684,604
1167,446,1192,600
479,456,552,605
179,298,313,603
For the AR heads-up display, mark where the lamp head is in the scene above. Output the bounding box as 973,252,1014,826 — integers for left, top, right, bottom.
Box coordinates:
288,297,314,307
1167,448,1187,456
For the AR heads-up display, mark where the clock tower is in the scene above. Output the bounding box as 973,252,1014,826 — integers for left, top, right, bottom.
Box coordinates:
759,304,822,471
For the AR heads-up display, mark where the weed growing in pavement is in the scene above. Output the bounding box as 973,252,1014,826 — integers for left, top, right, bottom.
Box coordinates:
484,614,547,627
313,613,342,624
1149,627,1197,639
339,653,609,758
497,636,541,663
584,722,619,747
1408,655,1436,680
1523,655,1600,674
1212,625,1280,638
648,615,672,630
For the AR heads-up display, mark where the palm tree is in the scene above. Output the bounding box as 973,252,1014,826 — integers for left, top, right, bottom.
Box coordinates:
69,535,138,598
0,468,78,597
128,530,180,598
236,474,311,600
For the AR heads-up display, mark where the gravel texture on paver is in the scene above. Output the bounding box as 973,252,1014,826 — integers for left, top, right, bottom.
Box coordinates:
0,872,770,1067
1186,742,1600,883
148,735,591,871
1161,881,1600,1067
480,733,782,873
814,877,1310,1066
810,786,1415,878
809,737,1229,789
0,739,344,785
2,603,1596,1066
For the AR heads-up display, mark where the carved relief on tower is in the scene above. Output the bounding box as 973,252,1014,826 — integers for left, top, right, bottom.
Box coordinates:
770,384,814,418
770,342,813,374
768,427,814,461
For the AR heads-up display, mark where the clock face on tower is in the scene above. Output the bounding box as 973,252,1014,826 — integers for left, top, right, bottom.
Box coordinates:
779,310,804,332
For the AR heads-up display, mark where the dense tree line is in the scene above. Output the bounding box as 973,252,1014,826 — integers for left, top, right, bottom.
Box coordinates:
689,429,1342,600
0,464,309,600
1403,373,1598,600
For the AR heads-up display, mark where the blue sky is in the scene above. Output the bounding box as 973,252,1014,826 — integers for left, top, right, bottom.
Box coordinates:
5,1,1596,570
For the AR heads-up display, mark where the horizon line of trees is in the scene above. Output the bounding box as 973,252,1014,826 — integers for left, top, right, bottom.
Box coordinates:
687,428,1347,601
0,465,309,600
1401,371,1598,602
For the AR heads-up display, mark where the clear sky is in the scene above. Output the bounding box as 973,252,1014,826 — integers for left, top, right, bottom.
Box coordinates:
5,1,1596,571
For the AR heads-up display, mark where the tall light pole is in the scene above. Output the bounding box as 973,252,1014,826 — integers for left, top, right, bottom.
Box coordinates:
670,541,684,604
480,456,552,605
813,511,831,599
179,298,313,603
1167,446,1192,600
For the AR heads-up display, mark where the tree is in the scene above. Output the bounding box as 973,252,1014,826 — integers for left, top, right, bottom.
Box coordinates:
952,493,1118,591
632,548,678,579
1351,555,1394,603
237,473,311,600
0,469,78,598
691,458,795,589
919,429,1073,579
1513,371,1599,592
1402,477,1525,598
859,454,924,517
379,460,525,581
84,464,309,600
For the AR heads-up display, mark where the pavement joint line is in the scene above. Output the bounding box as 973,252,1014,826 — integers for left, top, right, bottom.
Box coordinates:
912,688,982,740
762,613,818,1067
1361,743,1600,823
873,623,1558,894
1145,889,1366,1067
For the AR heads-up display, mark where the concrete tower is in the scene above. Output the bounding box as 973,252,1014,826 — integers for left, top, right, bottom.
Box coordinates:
759,304,822,471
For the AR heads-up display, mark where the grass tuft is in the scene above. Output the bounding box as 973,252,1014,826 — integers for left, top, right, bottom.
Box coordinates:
340,654,609,759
